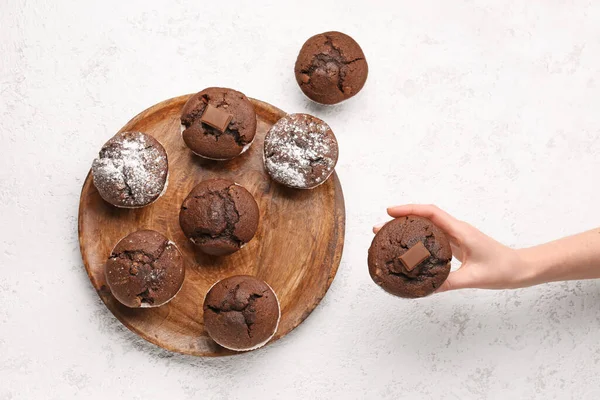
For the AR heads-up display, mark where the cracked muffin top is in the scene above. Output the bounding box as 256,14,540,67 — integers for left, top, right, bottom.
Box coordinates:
264,113,338,189
179,179,259,256
295,31,368,105
368,216,452,298
92,131,168,208
203,275,280,351
180,87,257,160
105,230,184,308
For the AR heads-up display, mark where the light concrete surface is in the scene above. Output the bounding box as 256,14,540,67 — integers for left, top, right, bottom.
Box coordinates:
2,1,600,398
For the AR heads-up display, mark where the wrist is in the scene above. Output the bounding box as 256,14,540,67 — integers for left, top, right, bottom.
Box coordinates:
514,246,549,287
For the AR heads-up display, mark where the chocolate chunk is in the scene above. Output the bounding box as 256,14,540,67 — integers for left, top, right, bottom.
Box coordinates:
200,104,233,133
399,241,431,271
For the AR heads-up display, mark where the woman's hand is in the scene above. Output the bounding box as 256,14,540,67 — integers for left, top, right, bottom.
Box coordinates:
373,204,531,293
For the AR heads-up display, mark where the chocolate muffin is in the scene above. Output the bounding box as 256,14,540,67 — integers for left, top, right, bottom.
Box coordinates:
180,87,257,160
295,31,368,105
92,131,168,208
264,113,338,189
368,216,452,298
179,179,259,256
105,230,185,308
203,275,280,351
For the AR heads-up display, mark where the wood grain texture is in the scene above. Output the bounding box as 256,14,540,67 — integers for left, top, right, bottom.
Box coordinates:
78,95,345,356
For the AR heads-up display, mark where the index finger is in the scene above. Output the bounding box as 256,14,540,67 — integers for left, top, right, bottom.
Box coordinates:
387,204,464,239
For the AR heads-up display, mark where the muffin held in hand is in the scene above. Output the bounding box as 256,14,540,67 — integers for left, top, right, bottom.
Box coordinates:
179,179,259,256
368,216,452,298
180,87,257,160
295,31,368,105
92,131,168,208
105,230,185,308
203,275,280,352
264,113,338,189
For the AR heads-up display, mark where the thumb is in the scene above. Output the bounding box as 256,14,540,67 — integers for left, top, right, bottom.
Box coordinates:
435,268,472,293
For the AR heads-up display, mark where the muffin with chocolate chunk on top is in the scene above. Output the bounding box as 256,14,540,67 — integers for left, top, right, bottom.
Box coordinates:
180,87,257,160
368,216,452,298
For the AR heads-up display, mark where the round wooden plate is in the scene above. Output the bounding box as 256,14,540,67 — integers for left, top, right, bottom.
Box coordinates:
78,94,345,356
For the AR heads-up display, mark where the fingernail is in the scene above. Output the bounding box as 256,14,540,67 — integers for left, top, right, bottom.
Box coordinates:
373,222,385,230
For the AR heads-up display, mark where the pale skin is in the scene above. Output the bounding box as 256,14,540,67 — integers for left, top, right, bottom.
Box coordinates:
373,204,600,293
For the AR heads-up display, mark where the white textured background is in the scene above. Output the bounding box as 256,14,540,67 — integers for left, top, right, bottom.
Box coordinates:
2,1,600,398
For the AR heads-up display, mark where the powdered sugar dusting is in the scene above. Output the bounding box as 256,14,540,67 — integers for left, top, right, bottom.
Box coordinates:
92,131,168,207
264,113,338,189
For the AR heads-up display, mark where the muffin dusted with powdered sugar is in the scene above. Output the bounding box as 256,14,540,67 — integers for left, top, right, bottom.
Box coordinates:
92,131,168,208
263,113,338,189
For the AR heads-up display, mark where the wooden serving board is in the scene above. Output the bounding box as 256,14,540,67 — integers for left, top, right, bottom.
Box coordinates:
78,95,345,356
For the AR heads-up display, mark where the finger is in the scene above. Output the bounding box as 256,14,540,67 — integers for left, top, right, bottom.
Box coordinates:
387,204,465,239
450,242,463,262
372,221,390,234
435,268,472,293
